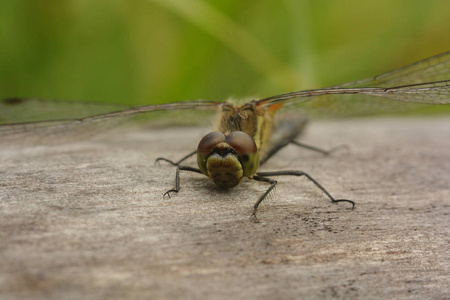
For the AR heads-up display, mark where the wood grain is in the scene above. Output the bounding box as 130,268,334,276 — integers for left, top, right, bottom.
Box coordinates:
1,117,449,300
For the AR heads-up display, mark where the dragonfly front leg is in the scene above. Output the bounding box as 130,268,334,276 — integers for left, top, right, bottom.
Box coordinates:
155,150,197,166
251,170,355,221
163,165,203,198
251,175,278,222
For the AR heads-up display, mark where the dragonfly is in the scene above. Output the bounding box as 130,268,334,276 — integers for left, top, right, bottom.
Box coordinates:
1,51,449,221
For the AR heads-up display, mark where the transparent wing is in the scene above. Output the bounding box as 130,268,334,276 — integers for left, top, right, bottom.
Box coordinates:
2,51,449,146
255,51,450,117
333,51,450,88
0,98,130,124
0,99,222,146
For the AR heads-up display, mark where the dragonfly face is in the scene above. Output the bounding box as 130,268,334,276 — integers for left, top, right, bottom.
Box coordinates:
197,131,259,188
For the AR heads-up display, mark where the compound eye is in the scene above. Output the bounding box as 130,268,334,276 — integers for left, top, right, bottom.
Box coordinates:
225,131,259,177
197,131,226,156
225,131,257,156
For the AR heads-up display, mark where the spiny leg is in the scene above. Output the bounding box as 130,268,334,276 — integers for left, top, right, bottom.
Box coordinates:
163,165,203,198
251,175,278,222
155,150,197,166
257,170,355,208
251,170,355,220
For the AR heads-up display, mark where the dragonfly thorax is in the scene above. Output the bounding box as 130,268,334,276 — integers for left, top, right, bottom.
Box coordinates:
196,131,259,189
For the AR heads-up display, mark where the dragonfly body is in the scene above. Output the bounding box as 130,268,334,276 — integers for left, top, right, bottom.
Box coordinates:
196,101,287,188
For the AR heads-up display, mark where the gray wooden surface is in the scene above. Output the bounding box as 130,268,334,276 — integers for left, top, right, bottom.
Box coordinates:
1,117,449,300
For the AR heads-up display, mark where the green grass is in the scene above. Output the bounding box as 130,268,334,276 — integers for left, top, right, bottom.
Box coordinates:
0,0,449,113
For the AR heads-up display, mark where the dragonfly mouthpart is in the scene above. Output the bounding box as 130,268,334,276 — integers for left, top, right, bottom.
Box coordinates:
207,151,244,188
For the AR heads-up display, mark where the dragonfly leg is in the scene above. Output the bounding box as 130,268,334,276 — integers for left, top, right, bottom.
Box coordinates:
252,170,355,219
259,140,291,166
163,165,203,198
260,140,348,166
290,141,349,156
251,175,278,222
155,150,197,166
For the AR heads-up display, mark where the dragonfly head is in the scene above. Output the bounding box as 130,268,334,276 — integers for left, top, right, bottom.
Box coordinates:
197,131,259,188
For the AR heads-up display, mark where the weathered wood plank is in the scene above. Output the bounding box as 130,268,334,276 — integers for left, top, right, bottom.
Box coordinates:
1,118,449,300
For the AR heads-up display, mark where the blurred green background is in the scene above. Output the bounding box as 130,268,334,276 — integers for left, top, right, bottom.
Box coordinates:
0,0,449,106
